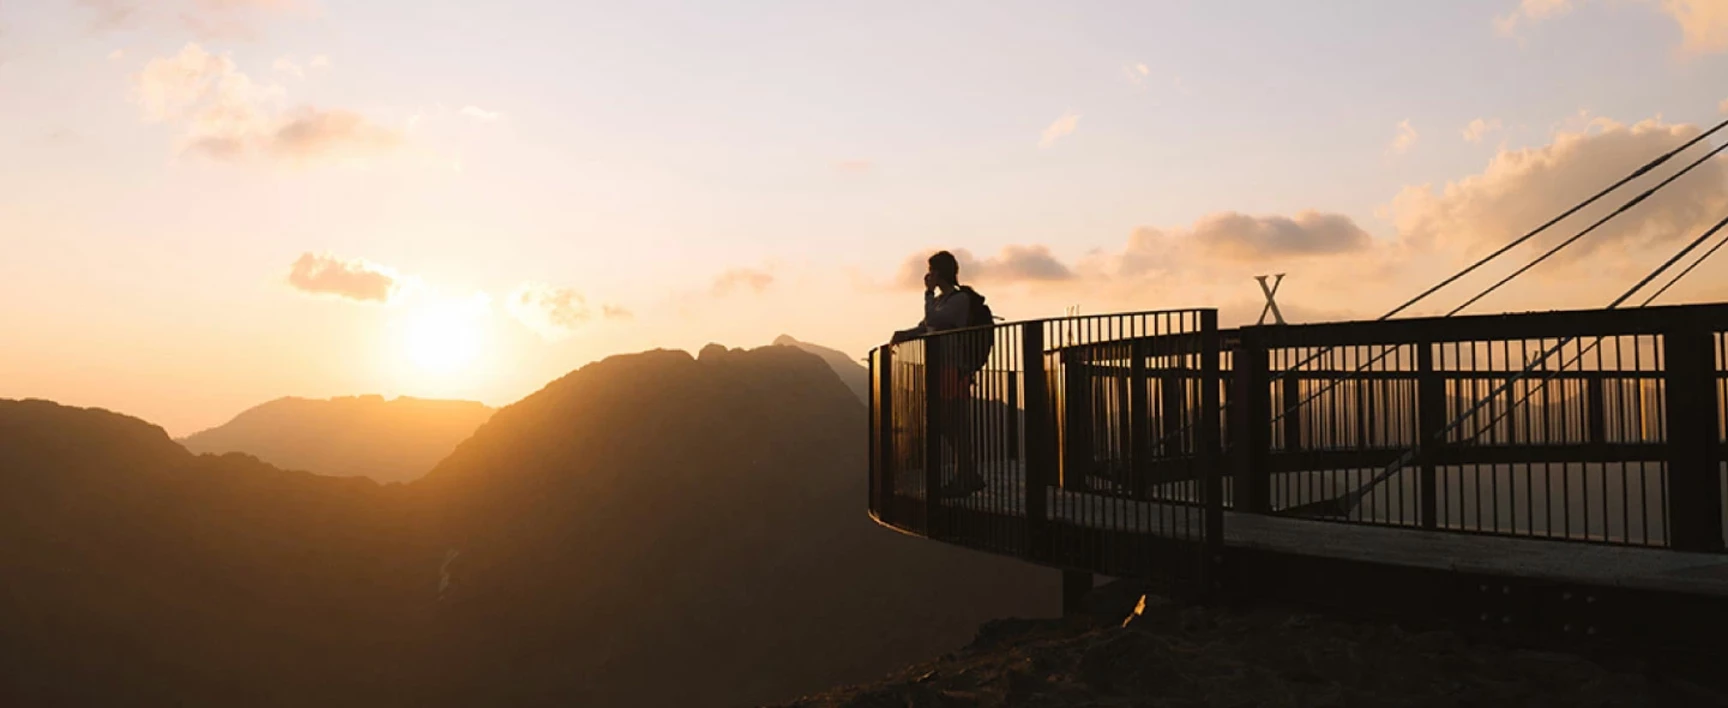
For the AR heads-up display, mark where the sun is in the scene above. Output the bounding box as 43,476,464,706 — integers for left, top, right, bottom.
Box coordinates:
398,296,488,377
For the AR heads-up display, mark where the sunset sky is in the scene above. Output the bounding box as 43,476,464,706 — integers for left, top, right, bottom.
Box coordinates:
3,0,1728,436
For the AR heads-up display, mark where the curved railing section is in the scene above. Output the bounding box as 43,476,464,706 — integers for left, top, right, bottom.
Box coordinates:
869,302,1728,594
868,309,1224,588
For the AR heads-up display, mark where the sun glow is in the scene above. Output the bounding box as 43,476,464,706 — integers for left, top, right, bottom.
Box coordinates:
396,293,491,378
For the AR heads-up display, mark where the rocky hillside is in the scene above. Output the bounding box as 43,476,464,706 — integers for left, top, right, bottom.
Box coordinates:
777,582,1726,708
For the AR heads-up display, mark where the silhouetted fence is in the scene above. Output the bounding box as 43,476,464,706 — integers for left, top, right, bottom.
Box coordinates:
868,302,1728,596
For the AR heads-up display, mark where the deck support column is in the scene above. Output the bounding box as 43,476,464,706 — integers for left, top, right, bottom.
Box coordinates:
1416,340,1442,530
924,338,945,540
1662,327,1723,552
1061,570,1093,617
1230,328,1271,514
1022,324,1052,562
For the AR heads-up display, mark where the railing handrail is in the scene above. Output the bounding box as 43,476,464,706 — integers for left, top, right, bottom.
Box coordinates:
871,306,1220,356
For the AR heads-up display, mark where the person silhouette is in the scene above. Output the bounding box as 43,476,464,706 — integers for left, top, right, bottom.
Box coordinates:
889,251,986,498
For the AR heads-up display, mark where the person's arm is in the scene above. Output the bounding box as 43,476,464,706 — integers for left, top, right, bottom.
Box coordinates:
888,290,938,344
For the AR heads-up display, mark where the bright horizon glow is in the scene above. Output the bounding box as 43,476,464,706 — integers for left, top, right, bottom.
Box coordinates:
396,293,489,381
2,1,1727,437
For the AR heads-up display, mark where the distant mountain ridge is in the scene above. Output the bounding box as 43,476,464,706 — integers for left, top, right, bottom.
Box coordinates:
179,394,494,483
774,334,868,404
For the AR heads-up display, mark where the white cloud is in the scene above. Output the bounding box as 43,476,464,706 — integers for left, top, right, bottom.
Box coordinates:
1462,117,1504,143
272,56,304,78
459,105,502,122
286,252,401,303
133,43,400,164
1387,119,1419,156
1039,112,1080,148
108,49,125,61
308,54,330,69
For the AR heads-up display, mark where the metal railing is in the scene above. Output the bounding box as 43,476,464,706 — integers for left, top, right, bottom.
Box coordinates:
868,302,1728,595
870,309,1222,595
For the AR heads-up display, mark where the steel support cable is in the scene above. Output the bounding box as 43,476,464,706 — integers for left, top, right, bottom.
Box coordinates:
1446,139,1728,316
1385,117,1728,321
1453,213,1728,445
1283,212,1728,519
1265,132,1728,428
1098,118,1728,462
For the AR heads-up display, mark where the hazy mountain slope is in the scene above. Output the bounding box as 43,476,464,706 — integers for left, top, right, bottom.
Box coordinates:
774,334,869,404
179,395,494,483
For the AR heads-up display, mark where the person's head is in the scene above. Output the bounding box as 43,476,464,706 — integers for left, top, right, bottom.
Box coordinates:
927,250,960,289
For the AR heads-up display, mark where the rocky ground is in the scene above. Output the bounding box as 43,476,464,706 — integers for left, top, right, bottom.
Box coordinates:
773,583,1728,708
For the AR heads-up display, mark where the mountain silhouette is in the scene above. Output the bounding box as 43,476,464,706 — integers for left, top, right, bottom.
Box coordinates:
774,334,868,404
1,344,1054,707
413,343,1055,706
0,399,432,706
179,395,494,483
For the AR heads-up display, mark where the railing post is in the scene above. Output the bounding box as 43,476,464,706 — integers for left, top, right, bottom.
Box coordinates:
1007,368,1020,462
1587,373,1607,447
1198,310,1224,599
1129,340,1149,499
1021,323,1051,560
1062,349,1092,491
1662,327,1723,552
1230,328,1271,514
1161,367,1184,455
924,339,945,539
1281,373,1302,453
1416,340,1442,530
876,347,896,524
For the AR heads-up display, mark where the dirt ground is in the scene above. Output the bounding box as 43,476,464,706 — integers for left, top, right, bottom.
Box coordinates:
773,592,1728,708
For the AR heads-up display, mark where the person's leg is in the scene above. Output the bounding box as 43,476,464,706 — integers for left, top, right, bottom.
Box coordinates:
940,370,985,497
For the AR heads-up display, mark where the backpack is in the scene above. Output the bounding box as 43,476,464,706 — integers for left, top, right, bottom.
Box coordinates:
953,285,995,375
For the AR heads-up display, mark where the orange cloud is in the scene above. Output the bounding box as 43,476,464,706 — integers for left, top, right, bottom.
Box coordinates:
270,108,402,161
1039,112,1080,148
1390,117,1728,262
1498,0,1728,54
711,268,774,296
286,252,400,303
506,283,588,340
895,245,1076,289
134,43,400,164
505,283,626,340
76,0,138,31
1386,119,1419,157
1462,118,1504,143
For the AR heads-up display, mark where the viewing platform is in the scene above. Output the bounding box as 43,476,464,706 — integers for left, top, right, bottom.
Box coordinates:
868,304,1728,649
